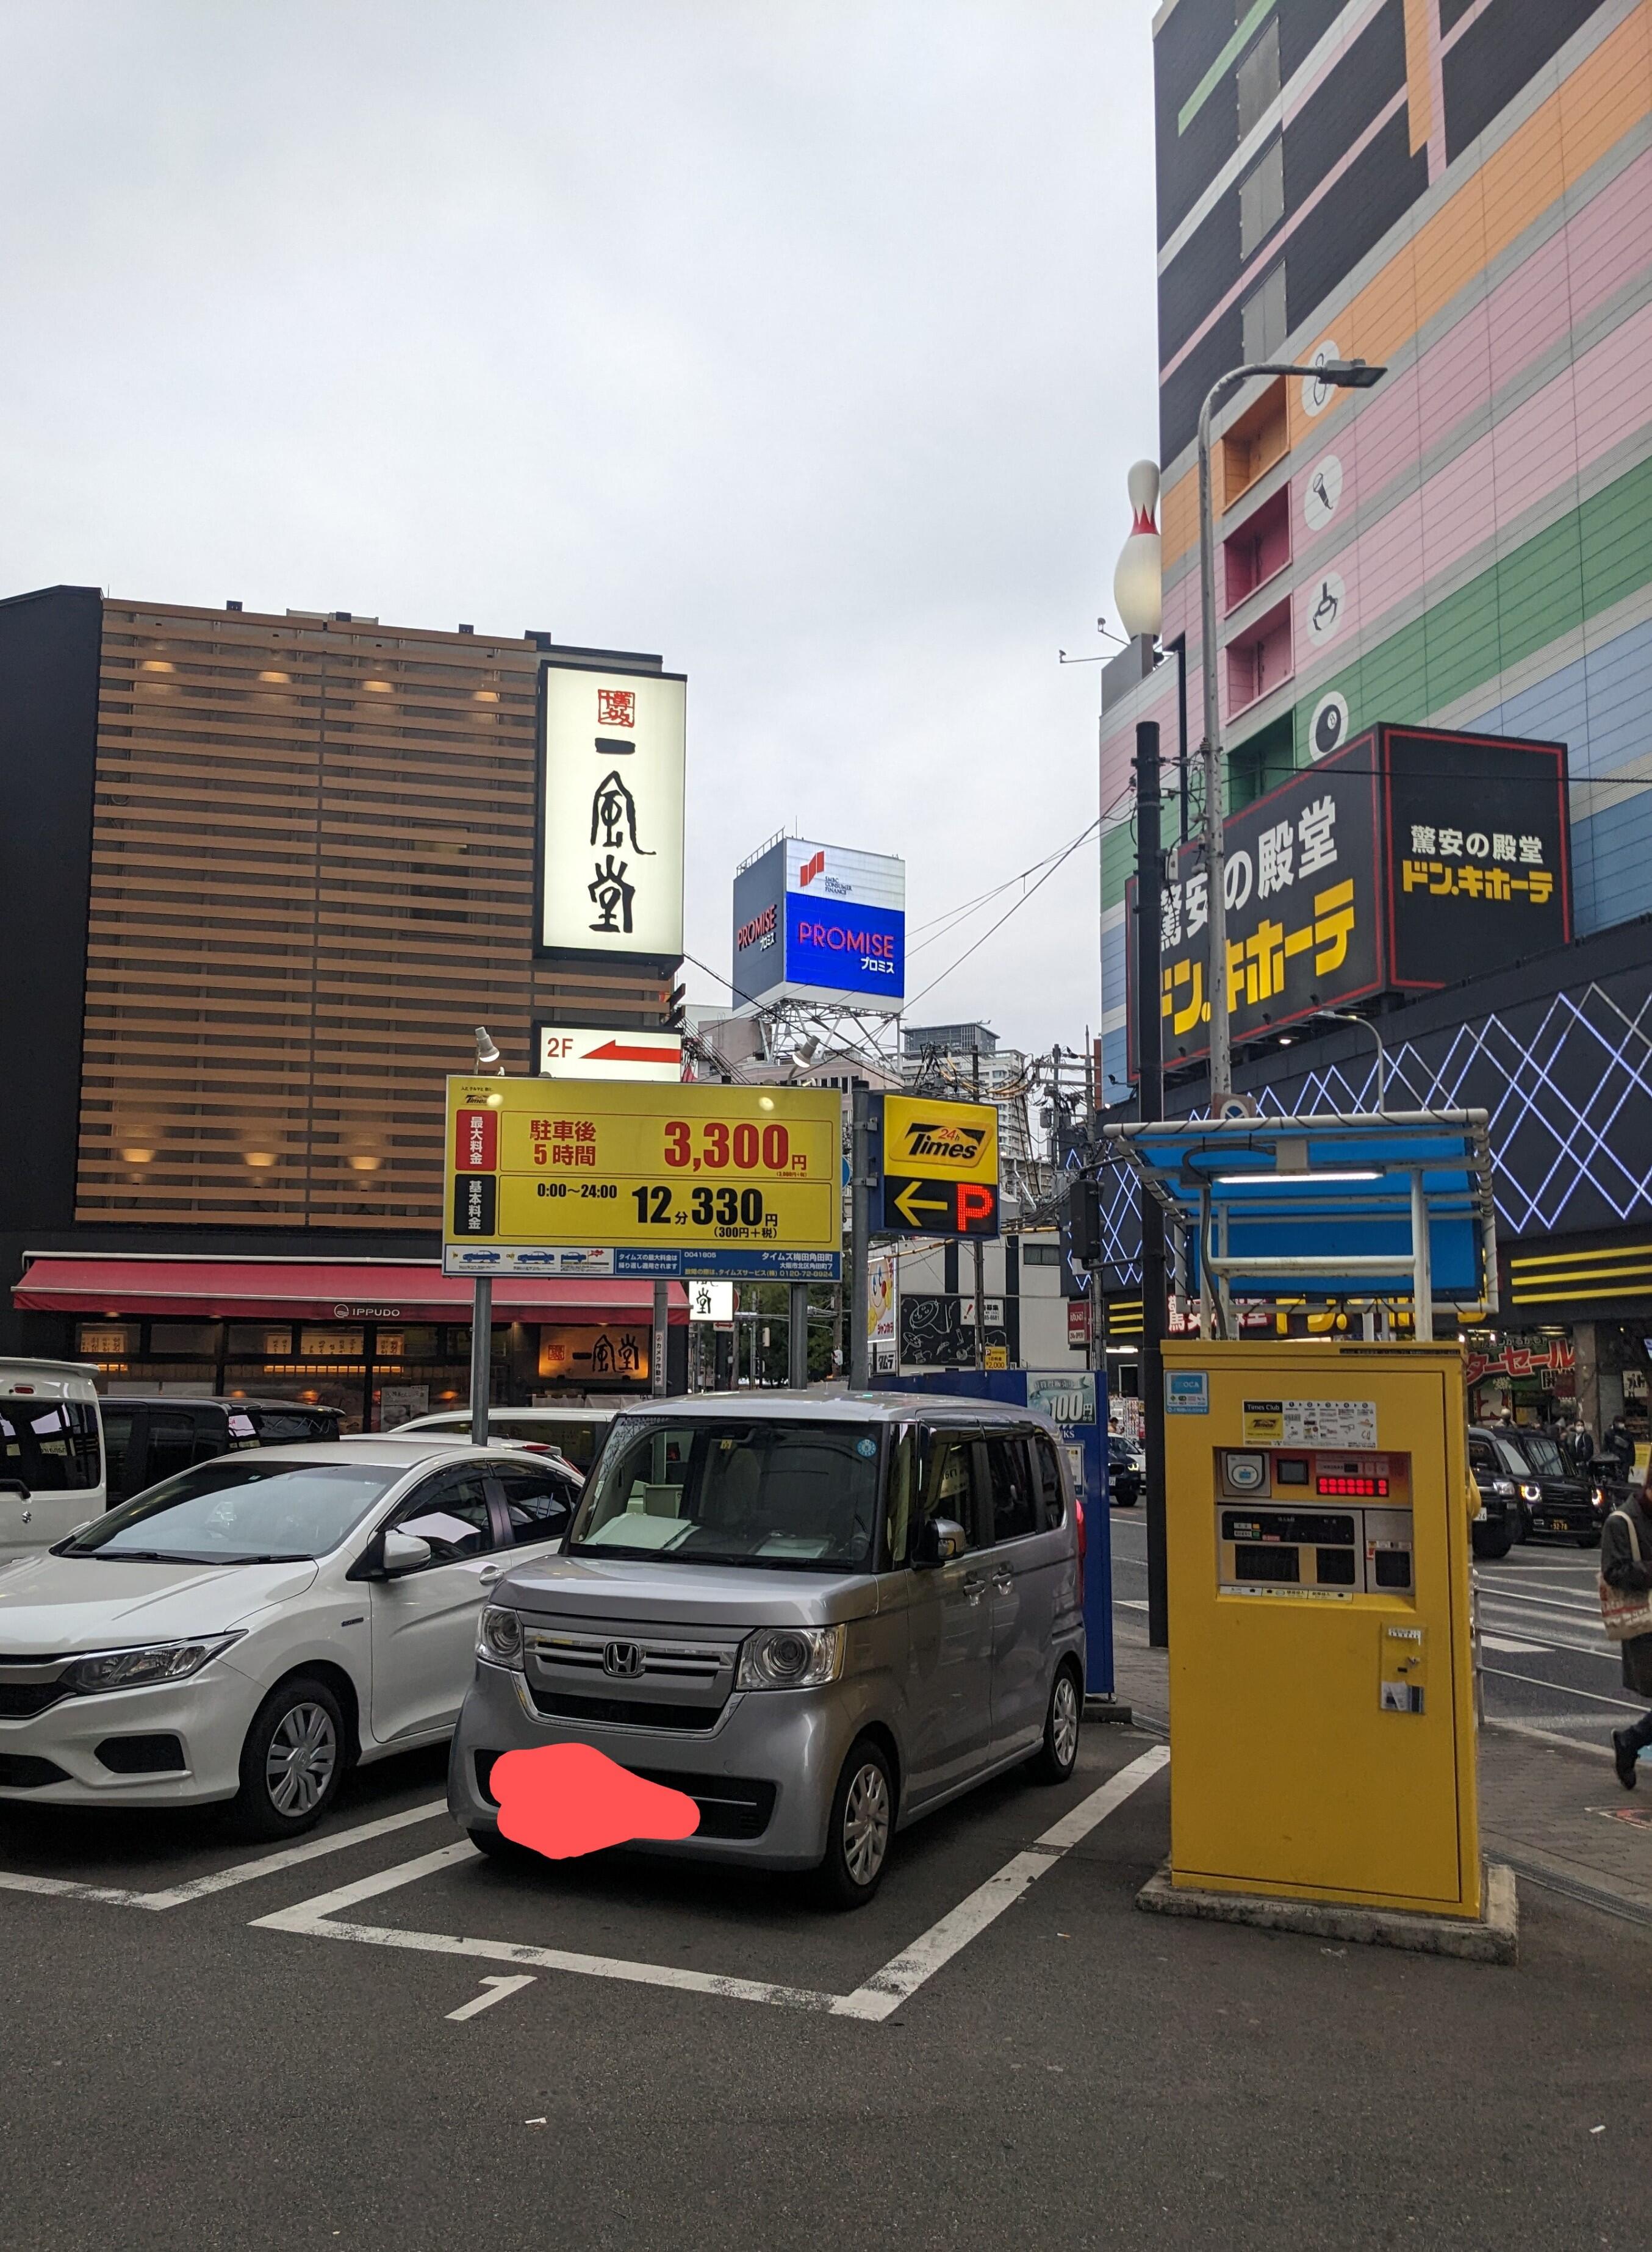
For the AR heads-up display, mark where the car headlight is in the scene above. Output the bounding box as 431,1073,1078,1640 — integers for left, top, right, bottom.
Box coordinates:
1592,1487,1605,1508
1491,1478,1515,1497
477,1605,525,1668
736,1624,845,1690
1520,1483,1542,1502
64,1633,243,1695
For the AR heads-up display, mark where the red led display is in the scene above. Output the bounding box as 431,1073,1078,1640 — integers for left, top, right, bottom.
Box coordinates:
1316,1474,1389,1497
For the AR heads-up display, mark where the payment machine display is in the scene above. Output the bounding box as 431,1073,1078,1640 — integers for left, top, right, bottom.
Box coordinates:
1216,1449,1415,1598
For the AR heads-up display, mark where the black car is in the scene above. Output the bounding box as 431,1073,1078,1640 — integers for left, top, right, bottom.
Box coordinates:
1465,1429,1521,1560
1107,1432,1144,1508
100,1396,342,1505
1473,1423,1606,1547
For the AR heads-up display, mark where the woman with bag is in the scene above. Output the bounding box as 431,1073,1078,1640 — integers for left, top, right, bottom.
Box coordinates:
1601,1467,1652,1788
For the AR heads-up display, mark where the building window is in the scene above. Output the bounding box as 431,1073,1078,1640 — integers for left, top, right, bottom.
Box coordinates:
1238,138,1284,261
1235,16,1280,141
1241,261,1287,365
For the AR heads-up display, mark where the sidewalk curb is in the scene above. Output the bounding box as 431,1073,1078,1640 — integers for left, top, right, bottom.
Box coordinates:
1135,1860,1518,1965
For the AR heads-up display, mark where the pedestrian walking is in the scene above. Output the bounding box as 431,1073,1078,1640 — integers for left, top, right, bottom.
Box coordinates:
1564,1415,1595,1476
1601,1469,1652,1789
1606,1413,1636,1474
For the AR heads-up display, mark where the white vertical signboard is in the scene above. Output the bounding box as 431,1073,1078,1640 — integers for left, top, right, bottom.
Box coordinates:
539,664,686,958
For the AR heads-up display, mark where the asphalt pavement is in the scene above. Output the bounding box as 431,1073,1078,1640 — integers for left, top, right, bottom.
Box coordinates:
3,1552,1652,2251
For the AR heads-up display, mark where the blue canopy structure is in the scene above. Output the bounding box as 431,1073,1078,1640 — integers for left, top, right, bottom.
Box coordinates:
1101,1110,1496,1336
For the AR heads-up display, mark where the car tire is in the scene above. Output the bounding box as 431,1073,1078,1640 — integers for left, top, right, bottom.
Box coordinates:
229,1675,346,1840
814,1737,895,1910
1471,1528,1514,1561
1516,1502,1534,1543
1029,1663,1083,1784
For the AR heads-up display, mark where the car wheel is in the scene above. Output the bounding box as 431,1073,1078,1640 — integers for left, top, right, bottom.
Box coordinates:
814,1737,894,1910
1029,1663,1083,1784
1516,1502,1534,1543
229,1676,345,1840
1471,1529,1514,1561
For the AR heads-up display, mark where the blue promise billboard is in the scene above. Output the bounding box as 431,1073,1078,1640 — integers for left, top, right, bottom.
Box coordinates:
731,837,905,1014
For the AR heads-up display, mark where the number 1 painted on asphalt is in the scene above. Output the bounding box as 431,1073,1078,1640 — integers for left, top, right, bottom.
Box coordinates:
445,1974,536,2021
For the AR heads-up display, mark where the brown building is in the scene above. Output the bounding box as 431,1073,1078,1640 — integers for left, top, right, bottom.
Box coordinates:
0,584,686,1420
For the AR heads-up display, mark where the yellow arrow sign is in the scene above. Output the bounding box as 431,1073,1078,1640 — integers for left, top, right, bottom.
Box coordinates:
892,1179,950,1227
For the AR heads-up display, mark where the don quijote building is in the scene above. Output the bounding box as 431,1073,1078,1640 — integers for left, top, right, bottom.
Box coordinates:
1094,2,1652,1443
0,586,690,1424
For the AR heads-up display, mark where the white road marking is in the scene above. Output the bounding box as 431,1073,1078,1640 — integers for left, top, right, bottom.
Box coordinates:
1478,1634,1554,1654
447,1974,537,2021
251,1743,1173,2021
836,1744,1171,2023
0,1799,447,1912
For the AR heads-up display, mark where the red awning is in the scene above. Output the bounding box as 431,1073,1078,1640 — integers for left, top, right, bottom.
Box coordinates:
12,1258,688,1325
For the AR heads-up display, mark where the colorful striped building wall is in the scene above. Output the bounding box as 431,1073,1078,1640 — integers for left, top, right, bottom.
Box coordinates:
1099,0,1652,1099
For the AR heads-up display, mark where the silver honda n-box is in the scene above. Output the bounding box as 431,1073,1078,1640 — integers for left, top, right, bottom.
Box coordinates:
448,1394,1085,1906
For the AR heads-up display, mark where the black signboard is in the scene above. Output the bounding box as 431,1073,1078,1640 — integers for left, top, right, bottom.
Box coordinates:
1124,725,1569,1074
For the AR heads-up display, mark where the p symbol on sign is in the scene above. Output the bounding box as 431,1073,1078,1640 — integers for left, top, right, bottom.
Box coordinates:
956,1183,995,1232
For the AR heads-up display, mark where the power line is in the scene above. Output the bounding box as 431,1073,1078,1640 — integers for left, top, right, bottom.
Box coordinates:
902,819,1101,1013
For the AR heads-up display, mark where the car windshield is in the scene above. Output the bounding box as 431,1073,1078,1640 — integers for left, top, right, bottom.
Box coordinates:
1491,1435,1534,1479
567,1418,882,1570
1518,1433,1568,1479
60,1460,403,1563
1109,1436,1134,1460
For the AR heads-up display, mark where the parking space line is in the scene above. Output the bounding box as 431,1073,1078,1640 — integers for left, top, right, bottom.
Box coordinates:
250,1743,1172,2023
0,1798,448,1912
835,1744,1170,2020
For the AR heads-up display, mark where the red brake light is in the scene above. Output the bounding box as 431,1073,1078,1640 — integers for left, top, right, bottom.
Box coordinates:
1074,1490,1086,1580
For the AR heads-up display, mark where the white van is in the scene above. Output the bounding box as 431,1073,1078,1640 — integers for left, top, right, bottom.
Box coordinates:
0,1361,107,1559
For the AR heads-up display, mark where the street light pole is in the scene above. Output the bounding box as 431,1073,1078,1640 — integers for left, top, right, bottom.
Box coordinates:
1315,1008,1390,1113
1195,357,1386,1103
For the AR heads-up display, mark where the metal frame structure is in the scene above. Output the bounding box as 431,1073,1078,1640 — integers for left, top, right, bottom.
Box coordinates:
1102,1111,1498,1344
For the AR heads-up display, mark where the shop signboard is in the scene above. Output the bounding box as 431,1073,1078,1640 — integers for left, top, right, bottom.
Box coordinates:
731,836,905,1014
876,1092,1000,1238
1124,725,1569,1074
444,1078,842,1279
537,1325,650,1383
686,1280,734,1324
537,662,686,963
534,1023,684,1081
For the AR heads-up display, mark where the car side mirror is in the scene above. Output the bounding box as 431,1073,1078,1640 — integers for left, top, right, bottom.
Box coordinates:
914,1516,966,1569
381,1529,433,1575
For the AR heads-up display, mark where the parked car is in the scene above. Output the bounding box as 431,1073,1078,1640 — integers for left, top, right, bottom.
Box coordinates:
1465,1429,1520,1560
0,1435,582,1835
1107,1432,1144,1508
0,1360,106,1561
1471,1424,1606,1546
399,1405,616,1472
101,1397,342,1506
449,1394,1086,1909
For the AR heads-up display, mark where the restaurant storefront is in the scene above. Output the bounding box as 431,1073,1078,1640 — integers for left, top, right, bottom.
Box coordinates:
12,1257,686,1432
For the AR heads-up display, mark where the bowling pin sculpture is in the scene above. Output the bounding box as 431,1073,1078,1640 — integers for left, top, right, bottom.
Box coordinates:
1113,459,1162,642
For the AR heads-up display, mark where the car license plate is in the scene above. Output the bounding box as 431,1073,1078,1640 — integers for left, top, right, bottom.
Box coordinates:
1473,1506,1489,1522
1548,1518,1570,1532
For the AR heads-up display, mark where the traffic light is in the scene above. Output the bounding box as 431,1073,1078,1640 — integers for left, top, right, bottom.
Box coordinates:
1067,1174,1103,1267
665,981,688,1032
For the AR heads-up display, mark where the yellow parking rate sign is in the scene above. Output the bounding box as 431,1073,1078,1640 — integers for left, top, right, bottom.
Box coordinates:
444,1078,842,1280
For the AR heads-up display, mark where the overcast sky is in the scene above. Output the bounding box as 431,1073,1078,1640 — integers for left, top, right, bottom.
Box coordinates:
2,2,1158,1057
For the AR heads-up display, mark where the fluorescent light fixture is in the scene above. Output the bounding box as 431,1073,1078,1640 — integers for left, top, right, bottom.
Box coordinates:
1213,1169,1382,1186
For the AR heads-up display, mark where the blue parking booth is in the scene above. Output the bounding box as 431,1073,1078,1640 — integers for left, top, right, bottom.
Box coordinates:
881,1368,1113,1698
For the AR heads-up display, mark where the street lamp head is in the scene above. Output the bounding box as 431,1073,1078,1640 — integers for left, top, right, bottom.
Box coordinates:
1319,358,1386,389
474,1025,503,1072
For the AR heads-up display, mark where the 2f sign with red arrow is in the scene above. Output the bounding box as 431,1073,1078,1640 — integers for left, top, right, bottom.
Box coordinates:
534,1023,685,1082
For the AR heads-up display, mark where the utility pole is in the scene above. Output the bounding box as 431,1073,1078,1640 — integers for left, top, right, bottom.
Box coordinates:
651,1277,669,1399
849,1087,874,1389
788,1279,809,1390
1135,720,1169,1649
971,1038,985,1369
468,1276,492,1445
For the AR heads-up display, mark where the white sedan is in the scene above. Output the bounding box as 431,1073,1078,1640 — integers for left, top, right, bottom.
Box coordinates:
0,1436,581,1837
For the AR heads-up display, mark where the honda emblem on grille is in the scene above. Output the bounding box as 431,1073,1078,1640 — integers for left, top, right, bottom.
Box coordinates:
602,1640,644,1678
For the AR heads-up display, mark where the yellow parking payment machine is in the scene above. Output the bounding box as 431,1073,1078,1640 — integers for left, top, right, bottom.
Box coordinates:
1163,1340,1480,1920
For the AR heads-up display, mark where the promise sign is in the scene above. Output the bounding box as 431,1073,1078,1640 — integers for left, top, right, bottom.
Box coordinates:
444,1079,841,1280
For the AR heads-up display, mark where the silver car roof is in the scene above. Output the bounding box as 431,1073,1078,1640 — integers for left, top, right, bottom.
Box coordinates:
600,1391,1056,1429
